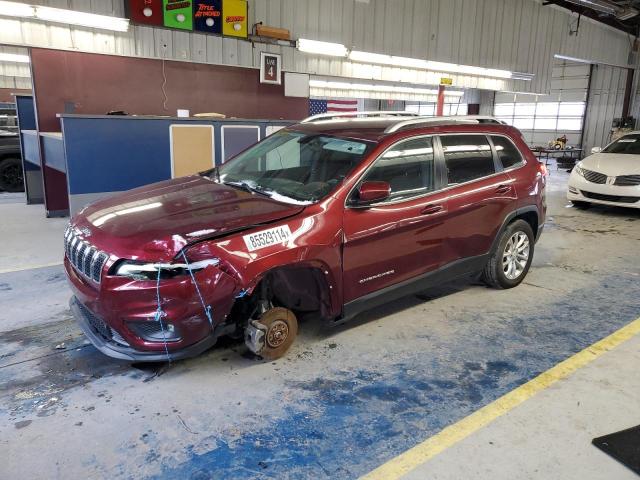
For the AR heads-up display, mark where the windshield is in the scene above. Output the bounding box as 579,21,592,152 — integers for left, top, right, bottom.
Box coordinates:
602,134,640,155
215,130,373,204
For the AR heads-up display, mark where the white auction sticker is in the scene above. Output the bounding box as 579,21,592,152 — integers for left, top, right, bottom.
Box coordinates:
243,225,292,252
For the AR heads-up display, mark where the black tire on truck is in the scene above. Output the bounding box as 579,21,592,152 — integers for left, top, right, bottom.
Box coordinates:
0,157,24,192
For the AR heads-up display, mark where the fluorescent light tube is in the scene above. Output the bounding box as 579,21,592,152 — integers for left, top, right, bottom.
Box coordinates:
35,6,129,32
0,0,34,17
0,2,129,32
349,50,533,81
297,38,348,57
0,52,30,63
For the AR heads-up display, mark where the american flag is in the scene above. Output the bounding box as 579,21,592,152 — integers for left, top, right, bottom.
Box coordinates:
309,99,358,115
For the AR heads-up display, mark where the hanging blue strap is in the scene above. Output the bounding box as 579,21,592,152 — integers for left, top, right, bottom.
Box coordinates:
180,251,215,331
154,265,171,362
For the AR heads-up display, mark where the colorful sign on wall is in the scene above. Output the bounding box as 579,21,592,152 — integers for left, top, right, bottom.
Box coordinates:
163,0,193,30
193,0,222,34
127,0,248,38
222,0,247,38
126,0,164,27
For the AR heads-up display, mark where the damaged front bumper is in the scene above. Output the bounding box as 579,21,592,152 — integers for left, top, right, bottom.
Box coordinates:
65,257,239,362
70,296,221,361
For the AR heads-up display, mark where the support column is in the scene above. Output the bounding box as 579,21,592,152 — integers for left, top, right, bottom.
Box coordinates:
436,85,445,116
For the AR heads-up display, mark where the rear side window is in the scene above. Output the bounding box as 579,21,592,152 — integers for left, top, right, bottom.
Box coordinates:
440,135,495,186
362,136,435,202
491,135,524,169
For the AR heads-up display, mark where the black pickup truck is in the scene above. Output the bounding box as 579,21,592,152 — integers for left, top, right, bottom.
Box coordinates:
0,131,23,192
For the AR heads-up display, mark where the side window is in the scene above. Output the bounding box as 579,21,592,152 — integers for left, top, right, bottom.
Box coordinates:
441,135,495,186
491,135,524,169
361,137,435,202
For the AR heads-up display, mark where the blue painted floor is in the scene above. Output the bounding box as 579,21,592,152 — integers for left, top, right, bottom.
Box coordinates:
155,271,640,480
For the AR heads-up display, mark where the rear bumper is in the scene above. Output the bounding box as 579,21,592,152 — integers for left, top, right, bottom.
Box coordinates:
70,296,219,361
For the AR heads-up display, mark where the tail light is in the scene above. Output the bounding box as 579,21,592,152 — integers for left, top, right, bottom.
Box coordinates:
539,161,548,177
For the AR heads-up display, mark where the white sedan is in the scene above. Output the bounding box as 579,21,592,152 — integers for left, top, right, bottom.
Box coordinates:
568,133,640,209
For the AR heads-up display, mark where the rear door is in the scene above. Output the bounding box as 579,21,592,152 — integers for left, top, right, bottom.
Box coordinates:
342,136,449,302
438,134,517,264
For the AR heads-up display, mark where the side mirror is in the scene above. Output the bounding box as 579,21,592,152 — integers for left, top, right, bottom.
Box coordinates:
356,181,391,204
591,146,602,154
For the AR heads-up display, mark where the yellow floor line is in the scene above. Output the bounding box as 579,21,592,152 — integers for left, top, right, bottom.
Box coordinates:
360,315,640,480
0,262,63,275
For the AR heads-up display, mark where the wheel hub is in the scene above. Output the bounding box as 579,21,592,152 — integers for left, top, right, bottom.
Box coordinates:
266,320,289,348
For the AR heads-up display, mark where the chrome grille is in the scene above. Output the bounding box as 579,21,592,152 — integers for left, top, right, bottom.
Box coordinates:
64,226,109,283
614,175,640,186
582,168,607,184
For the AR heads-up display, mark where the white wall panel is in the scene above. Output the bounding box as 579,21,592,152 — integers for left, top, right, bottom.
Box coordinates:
583,65,627,153
0,0,633,95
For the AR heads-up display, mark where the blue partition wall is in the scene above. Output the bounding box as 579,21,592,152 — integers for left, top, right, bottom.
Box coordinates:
59,115,292,216
15,95,42,204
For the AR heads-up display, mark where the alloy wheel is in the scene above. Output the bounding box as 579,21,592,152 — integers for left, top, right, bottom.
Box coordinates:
502,231,530,280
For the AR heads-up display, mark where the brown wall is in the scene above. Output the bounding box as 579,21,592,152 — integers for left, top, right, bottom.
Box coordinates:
30,48,308,132
0,88,32,103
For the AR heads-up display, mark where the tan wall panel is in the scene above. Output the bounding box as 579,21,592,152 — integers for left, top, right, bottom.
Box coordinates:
170,125,215,178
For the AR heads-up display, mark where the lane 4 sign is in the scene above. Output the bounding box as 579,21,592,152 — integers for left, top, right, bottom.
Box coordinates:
260,52,282,85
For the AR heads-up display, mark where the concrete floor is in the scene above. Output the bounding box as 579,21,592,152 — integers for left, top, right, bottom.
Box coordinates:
0,169,639,480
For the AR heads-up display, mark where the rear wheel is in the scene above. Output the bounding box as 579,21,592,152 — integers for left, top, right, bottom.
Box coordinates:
482,219,534,289
0,158,24,192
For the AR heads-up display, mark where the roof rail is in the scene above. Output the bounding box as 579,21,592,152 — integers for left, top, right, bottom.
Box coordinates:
300,110,419,123
384,115,507,133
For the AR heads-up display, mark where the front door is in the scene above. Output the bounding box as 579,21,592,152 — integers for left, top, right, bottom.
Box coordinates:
342,136,449,303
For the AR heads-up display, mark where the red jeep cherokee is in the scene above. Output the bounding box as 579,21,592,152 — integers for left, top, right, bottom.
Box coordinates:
65,114,546,361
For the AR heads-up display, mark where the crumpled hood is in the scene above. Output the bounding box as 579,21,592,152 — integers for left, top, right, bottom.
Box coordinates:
71,176,305,262
581,153,640,176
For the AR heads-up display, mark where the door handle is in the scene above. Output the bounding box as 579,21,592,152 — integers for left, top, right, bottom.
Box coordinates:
421,204,444,215
495,184,512,194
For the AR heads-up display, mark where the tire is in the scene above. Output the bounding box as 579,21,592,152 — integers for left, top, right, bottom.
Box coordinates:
0,157,24,192
571,200,591,209
254,307,298,360
482,219,534,289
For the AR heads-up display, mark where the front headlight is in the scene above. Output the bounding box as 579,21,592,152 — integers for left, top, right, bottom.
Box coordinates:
114,258,220,280
574,161,585,177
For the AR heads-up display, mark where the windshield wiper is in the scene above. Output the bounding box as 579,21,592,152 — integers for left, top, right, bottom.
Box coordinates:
223,181,272,198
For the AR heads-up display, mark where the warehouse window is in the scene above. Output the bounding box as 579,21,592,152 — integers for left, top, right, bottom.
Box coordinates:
406,103,468,116
494,101,585,132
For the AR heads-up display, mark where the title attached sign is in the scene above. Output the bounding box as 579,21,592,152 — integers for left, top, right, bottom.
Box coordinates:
193,0,222,34
260,52,282,85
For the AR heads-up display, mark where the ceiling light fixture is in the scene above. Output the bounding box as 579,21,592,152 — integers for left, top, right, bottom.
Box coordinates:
0,1,130,32
348,50,534,81
297,38,348,57
0,52,30,63
0,0,34,17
